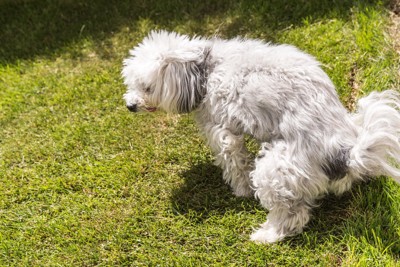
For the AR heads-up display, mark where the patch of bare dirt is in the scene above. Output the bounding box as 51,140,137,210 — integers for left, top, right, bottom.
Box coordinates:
346,63,360,112
389,0,400,55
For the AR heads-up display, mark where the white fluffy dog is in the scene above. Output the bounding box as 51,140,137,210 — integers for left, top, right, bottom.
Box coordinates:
122,31,400,243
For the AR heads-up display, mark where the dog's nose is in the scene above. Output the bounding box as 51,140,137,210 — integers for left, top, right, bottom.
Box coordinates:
126,104,138,112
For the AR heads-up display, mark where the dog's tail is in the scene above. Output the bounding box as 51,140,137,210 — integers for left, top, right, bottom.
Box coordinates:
348,90,400,184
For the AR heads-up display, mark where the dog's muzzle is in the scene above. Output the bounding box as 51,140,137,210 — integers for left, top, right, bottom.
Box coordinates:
126,104,138,112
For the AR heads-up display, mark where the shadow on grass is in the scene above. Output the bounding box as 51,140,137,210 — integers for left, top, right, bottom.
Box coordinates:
0,0,387,63
173,161,399,255
291,180,399,256
171,161,260,222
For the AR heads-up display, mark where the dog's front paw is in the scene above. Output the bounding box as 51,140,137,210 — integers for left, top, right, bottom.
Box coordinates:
250,226,285,244
233,186,254,198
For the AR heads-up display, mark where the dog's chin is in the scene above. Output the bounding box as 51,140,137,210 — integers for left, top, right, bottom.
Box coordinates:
145,107,157,112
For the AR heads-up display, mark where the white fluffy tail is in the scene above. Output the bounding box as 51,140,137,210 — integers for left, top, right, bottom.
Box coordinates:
349,90,400,184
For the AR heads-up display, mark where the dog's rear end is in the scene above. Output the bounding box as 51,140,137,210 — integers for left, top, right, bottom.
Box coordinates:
251,89,400,243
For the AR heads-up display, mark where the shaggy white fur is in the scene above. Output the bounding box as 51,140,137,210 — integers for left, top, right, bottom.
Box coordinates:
122,31,400,243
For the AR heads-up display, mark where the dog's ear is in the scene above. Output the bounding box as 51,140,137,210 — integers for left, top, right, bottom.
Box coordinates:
156,48,209,113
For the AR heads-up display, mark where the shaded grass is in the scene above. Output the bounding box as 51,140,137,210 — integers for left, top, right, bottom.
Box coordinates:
0,0,399,266
0,0,390,62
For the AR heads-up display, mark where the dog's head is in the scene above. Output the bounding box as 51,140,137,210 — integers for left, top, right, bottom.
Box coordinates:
122,31,210,114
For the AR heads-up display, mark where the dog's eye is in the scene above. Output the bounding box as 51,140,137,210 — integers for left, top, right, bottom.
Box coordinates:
145,87,151,93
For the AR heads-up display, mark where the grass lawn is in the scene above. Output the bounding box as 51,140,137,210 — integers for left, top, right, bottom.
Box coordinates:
1,0,399,266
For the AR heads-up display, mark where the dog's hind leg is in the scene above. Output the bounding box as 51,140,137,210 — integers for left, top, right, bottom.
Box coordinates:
250,201,313,243
203,124,254,197
250,141,319,243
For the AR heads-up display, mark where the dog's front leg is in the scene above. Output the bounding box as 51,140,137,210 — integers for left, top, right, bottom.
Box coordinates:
203,124,254,197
